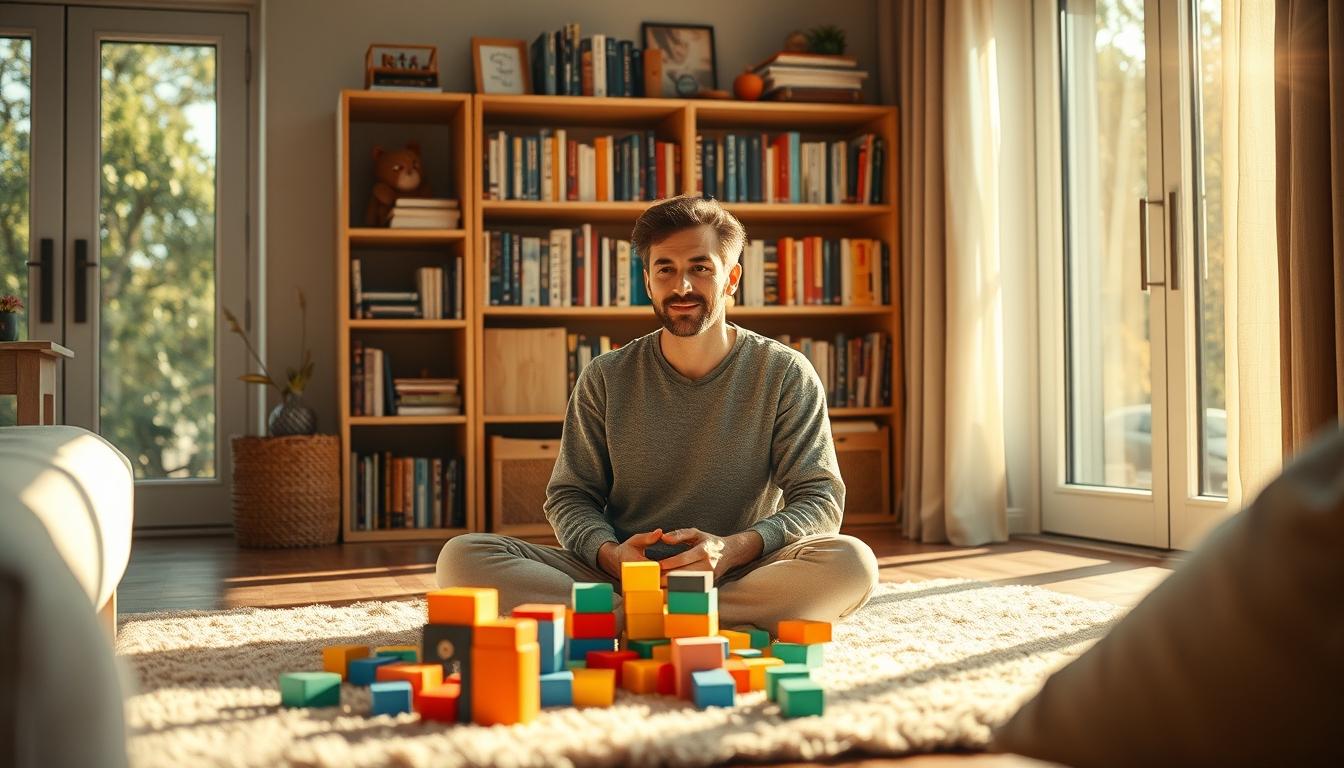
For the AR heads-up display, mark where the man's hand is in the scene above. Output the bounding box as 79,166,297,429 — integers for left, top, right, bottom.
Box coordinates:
596,529,664,580
657,529,764,581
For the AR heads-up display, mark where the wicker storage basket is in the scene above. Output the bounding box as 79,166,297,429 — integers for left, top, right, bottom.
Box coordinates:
231,435,340,547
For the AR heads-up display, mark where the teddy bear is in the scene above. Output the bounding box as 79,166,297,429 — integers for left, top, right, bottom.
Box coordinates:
365,141,432,226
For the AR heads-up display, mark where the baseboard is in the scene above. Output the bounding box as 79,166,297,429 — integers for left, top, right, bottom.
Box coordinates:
1015,532,1184,563
1006,506,1036,535
133,525,232,539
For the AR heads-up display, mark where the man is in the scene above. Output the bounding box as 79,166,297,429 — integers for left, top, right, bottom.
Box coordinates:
437,195,878,632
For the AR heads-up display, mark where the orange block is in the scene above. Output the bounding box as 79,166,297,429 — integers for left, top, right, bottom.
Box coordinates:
717,629,751,651
670,636,727,698
652,644,673,663
725,658,751,693
621,659,664,693
413,681,461,722
778,619,831,645
471,644,540,725
665,611,718,638
742,657,784,691
623,589,664,615
621,561,662,592
476,617,539,649
322,644,368,680
625,612,665,640
572,667,616,707
376,663,444,694
428,587,498,626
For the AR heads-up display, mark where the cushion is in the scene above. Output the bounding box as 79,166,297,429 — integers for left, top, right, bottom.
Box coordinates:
992,428,1344,766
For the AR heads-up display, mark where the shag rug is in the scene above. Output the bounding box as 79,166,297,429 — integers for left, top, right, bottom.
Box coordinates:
116,579,1124,767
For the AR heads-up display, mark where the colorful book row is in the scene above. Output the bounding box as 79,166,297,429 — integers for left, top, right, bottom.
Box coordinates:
531,27,653,98
776,332,893,409
736,237,890,307
350,257,465,319
484,228,652,307
350,341,463,417
350,452,465,531
484,129,680,202
694,132,886,205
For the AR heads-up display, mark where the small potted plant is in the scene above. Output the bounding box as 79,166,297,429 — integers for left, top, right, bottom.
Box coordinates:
0,295,23,342
223,290,316,436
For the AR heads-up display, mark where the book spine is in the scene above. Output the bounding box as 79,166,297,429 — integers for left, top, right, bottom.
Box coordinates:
622,41,635,97
644,130,656,200
631,47,643,97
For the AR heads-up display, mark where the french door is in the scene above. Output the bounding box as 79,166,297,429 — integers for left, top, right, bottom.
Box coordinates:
0,4,250,528
1040,0,1231,548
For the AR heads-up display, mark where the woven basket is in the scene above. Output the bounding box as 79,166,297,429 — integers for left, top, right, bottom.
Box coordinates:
231,435,340,548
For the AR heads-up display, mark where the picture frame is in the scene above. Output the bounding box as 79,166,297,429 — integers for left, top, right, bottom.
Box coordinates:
641,22,717,98
472,37,531,95
364,43,438,89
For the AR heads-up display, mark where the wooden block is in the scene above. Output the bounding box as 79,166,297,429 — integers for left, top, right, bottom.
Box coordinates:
571,667,616,707
627,638,669,659
625,611,665,640
568,609,617,639
765,664,810,701
621,561,661,592
671,636,728,698
691,668,736,708
656,662,676,696
743,657,785,691
567,636,617,660
778,677,825,717
476,617,539,649
322,645,369,680
540,670,574,707
376,663,444,694
348,655,400,685
413,681,461,722
622,589,664,615
777,619,831,645
279,671,341,708
471,644,540,725
622,658,664,693
651,643,673,662
746,627,771,649
725,658,751,693
730,648,763,660
512,607,565,671
421,623,474,722
369,680,412,715
771,641,825,668
374,645,419,663
512,603,566,623
716,629,751,650
664,611,718,638
586,649,639,686
428,587,498,626
572,582,614,613
667,589,718,615
666,570,713,592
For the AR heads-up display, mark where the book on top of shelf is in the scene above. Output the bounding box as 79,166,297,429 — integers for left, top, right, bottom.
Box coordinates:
396,197,458,209
750,51,859,71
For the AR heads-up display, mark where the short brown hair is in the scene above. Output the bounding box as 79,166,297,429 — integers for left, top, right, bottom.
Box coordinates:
631,195,747,267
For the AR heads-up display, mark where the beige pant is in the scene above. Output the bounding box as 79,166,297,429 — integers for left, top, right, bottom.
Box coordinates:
435,532,880,633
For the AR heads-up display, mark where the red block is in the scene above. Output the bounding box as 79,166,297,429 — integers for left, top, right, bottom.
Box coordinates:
570,612,617,639
414,681,461,723
656,662,676,696
586,650,639,686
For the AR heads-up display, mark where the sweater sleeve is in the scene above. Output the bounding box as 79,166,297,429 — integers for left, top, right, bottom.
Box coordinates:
750,358,846,555
543,359,620,568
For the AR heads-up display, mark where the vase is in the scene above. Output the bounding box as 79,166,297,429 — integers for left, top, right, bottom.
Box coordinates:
268,393,317,436
0,312,19,342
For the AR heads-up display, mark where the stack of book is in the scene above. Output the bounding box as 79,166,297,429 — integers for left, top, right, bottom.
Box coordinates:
566,333,622,395
484,227,652,307
749,52,869,103
350,452,465,530
485,128,680,202
695,131,885,204
350,257,465,319
531,25,656,97
775,332,892,409
735,236,890,307
393,377,462,416
386,198,460,229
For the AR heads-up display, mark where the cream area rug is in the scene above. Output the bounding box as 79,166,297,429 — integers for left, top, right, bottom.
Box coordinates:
115,579,1124,767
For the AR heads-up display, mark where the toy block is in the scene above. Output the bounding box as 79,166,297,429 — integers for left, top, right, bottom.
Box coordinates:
717,628,751,650
571,582,614,613
724,658,751,693
422,623,474,722
765,664,810,701
540,670,574,707
568,637,617,661
568,610,617,639
667,588,718,615
427,587,498,626
348,655,400,685
586,649,640,686
374,645,419,663
743,657,784,691
664,611,718,638
652,643,673,662
322,645,369,680
525,620,562,674
666,570,714,592
731,648,763,660
656,662,677,695
627,638,670,659
625,611,665,640
472,643,540,725
623,589,665,615
691,668,736,708
571,667,616,707
413,681,462,723
745,627,771,649
369,680,412,715
279,671,341,708
476,617,538,649
778,619,831,645
622,659,664,693
621,561,661,592
771,641,824,668
671,636,728,698
512,603,566,623
376,663,444,694
778,677,825,717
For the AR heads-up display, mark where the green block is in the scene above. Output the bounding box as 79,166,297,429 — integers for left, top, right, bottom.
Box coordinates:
771,642,824,668
572,582,614,613
666,588,718,615
746,627,771,649
377,649,417,663
764,664,810,701
627,638,670,659
778,677,824,717
279,671,341,708
730,648,763,659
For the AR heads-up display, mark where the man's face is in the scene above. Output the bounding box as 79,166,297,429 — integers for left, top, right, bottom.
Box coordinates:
645,225,741,338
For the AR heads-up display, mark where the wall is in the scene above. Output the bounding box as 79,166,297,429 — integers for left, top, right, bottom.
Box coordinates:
261,0,882,431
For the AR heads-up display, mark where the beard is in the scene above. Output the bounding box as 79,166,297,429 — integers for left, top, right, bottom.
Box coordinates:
652,292,717,337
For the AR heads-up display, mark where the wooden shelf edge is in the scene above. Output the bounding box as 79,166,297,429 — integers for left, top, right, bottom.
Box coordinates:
483,413,565,424
348,415,468,426
348,227,466,245
348,319,468,330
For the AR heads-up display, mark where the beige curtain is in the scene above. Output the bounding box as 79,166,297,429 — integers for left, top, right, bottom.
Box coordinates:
1275,0,1344,452
890,0,1008,545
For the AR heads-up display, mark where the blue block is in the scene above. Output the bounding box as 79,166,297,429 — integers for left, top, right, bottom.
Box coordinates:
538,619,564,674
567,636,617,660
369,680,413,716
348,655,399,685
540,670,574,708
691,668,736,709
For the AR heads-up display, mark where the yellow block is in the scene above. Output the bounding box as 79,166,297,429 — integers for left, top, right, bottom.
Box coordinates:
742,657,785,691
651,644,673,662
778,619,832,645
322,645,369,680
471,643,540,725
428,587,498,626
625,612,665,640
717,629,751,650
621,659,664,694
621,561,661,592
623,589,664,615
664,611,718,638
572,667,616,707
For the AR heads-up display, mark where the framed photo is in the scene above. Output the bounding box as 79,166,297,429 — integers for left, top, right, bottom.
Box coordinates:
472,37,530,95
641,22,717,97
364,43,438,89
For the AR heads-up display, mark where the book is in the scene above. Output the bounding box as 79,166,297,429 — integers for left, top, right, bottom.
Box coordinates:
750,51,859,71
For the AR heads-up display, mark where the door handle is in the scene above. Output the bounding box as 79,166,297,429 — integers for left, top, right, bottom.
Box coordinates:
1168,189,1180,291
1138,197,1165,292
25,238,54,324
74,238,97,324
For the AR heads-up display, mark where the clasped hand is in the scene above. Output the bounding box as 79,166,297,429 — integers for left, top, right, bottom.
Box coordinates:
598,527,757,585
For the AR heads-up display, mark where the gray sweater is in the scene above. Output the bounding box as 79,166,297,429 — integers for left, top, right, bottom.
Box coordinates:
543,323,846,567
